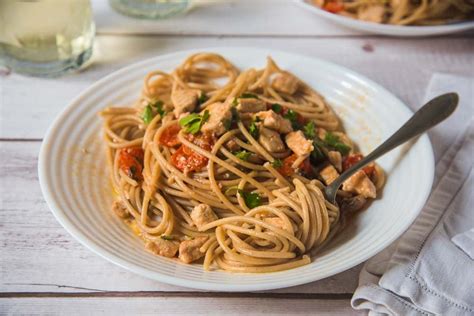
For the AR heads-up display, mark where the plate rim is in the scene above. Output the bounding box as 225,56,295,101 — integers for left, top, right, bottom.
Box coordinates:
38,46,435,291
294,0,474,37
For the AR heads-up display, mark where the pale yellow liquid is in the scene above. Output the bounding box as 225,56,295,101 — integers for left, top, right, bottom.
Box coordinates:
0,0,94,74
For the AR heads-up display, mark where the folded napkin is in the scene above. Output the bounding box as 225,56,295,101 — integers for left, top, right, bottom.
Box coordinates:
351,74,474,316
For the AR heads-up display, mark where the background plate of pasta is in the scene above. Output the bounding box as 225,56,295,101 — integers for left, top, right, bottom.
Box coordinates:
39,47,434,291
295,0,474,36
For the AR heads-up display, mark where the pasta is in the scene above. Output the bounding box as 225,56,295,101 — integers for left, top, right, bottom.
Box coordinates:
100,53,384,273
312,0,474,25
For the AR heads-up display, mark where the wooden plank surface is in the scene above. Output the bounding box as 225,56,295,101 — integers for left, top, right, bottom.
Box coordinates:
0,297,362,315
1,35,472,139
92,0,362,36
0,141,361,294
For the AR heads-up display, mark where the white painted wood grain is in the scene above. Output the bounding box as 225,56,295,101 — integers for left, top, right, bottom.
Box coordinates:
1,35,472,139
0,297,362,315
92,0,361,36
0,141,361,294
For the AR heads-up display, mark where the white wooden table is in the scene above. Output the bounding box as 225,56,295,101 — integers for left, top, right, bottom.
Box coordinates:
1,1,473,315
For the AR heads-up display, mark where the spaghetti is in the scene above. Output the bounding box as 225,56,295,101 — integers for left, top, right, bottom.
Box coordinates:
313,0,474,25
100,53,384,273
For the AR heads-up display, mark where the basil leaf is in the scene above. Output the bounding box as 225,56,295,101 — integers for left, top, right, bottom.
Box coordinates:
240,93,258,99
160,235,173,240
272,159,283,168
234,150,251,161
271,103,282,113
303,121,315,139
237,189,262,209
141,105,154,124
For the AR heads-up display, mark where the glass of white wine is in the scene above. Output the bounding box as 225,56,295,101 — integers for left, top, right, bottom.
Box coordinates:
109,0,190,19
0,0,95,77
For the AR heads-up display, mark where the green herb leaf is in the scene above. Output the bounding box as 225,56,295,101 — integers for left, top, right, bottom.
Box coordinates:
240,93,258,99
248,120,259,139
324,132,351,155
160,235,173,240
310,143,326,163
198,92,208,105
234,150,251,161
271,103,282,113
179,110,210,134
141,105,154,124
303,121,316,139
237,189,262,209
151,100,166,117
283,109,300,129
272,159,283,168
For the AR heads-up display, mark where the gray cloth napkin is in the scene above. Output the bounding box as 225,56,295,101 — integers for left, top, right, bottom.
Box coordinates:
351,74,474,316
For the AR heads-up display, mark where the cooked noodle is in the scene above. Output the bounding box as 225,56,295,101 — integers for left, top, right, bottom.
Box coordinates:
100,53,384,273
312,0,474,25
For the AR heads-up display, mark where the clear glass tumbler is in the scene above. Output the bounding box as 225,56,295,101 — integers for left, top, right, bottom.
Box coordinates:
109,0,190,19
0,0,95,77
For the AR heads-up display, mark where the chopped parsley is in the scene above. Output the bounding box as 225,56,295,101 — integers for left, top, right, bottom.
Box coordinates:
324,132,351,155
310,141,326,163
272,159,283,168
141,105,154,124
303,121,316,139
142,100,166,124
234,150,251,161
179,110,210,134
151,100,165,117
160,235,173,240
271,103,282,113
248,119,259,139
240,93,258,99
197,92,208,105
283,109,300,129
237,189,262,209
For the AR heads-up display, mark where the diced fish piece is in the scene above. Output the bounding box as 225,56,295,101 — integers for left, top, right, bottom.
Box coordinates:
145,239,179,258
172,89,199,117
259,127,286,153
178,236,209,263
320,165,339,185
191,204,218,230
256,110,293,134
272,73,300,95
342,170,376,198
285,131,313,156
201,102,232,136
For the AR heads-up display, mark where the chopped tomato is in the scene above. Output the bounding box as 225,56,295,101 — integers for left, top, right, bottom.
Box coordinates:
323,2,344,13
159,123,181,147
171,133,214,173
342,154,375,177
277,153,312,177
119,147,144,181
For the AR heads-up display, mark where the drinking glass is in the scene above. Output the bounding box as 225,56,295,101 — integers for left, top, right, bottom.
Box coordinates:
0,0,95,77
109,0,190,19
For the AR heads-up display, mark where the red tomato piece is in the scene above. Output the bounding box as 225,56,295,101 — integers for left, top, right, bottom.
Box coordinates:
342,154,374,177
171,146,208,173
119,147,144,181
277,154,312,177
171,133,214,173
159,123,181,147
324,2,344,13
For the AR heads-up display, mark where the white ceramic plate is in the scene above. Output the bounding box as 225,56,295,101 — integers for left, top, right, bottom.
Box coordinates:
295,0,474,37
38,47,434,292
